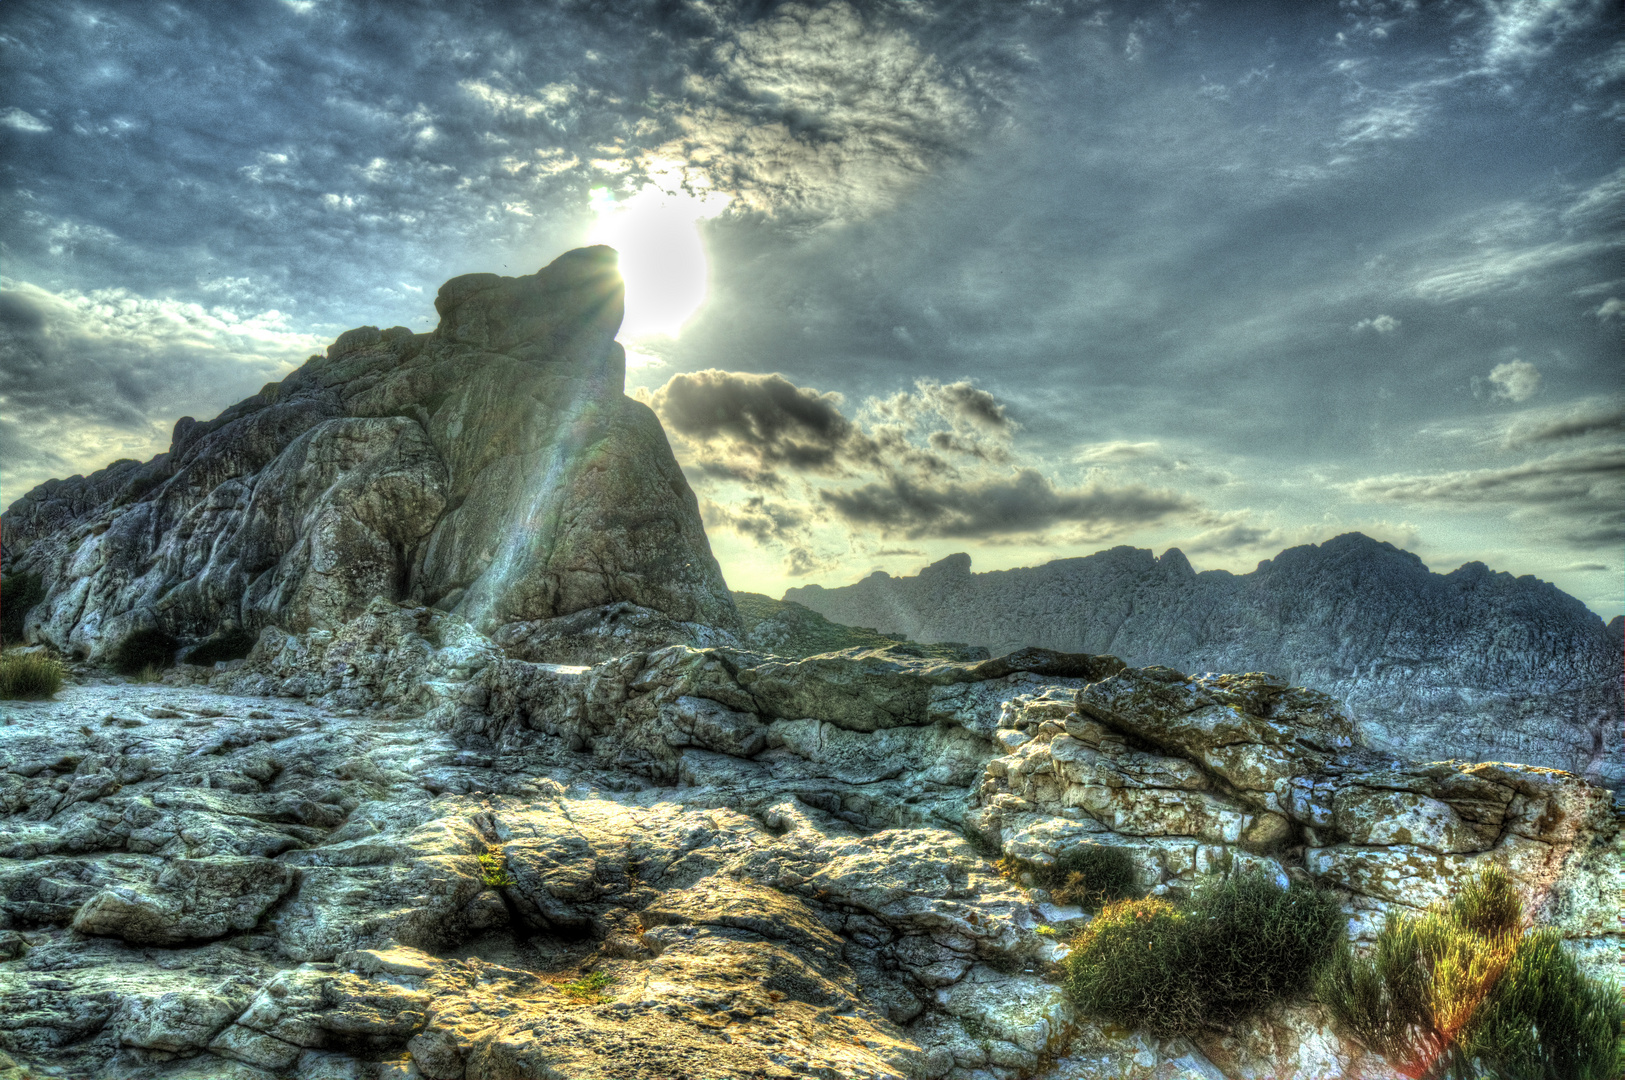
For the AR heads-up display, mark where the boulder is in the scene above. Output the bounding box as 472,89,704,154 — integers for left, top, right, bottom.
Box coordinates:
69,856,294,946
0,246,739,664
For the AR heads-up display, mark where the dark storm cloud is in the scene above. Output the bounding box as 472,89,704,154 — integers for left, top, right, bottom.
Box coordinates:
655,368,1190,544
650,369,856,477
822,469,1194,541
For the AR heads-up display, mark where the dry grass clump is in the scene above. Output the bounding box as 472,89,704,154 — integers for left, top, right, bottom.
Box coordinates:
1063,869,1341,1038
1000,841,1138,910
0,651,66,699
1319,865,1624,1079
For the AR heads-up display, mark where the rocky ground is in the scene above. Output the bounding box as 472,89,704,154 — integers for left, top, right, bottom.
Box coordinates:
1,606,1620,1080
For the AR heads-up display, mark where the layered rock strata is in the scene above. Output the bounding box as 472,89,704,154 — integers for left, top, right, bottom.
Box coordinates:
3,603,1615,1080
0,246,739,664
786,535,1624,789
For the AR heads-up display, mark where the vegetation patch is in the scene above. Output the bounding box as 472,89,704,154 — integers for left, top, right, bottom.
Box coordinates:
1,571,45,644
1001,842,1138,910
1063,869,1341,1038
477,852,516,888
109,627,180,675
556,970,613,1004
1319,865,1625,1080
0,651,66,700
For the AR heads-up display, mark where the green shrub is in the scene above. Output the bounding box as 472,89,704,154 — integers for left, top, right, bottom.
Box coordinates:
1,571,45,644
557,970,613,1003
478,852,515,888
1319,865,1624,1080
1002,842,1139,910
1064,870,1342,1038
109,627,179,675
0,652,66,700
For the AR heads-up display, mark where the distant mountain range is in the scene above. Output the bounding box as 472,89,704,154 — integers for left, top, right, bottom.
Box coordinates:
786,534,1624,789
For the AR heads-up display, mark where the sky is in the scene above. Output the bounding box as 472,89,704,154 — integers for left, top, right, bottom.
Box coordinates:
1,0,1621,620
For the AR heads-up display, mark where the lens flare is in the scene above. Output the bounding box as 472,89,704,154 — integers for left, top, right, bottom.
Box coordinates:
587,181,726,337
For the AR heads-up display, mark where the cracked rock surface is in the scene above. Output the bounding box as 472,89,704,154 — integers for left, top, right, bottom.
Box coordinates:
1,623,1619,1080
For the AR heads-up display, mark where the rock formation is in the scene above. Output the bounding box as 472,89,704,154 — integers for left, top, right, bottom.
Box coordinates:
0,605,1619,1079
786,535,1625,790
2,249,1619,1080
0,246,739,663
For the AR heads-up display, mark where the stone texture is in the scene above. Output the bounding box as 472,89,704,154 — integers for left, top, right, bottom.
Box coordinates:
0,246,739,666
70,856,295,945
0,626,1615,1079
787,534,1624,788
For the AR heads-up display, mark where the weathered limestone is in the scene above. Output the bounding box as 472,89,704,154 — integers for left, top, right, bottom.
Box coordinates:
0,247,739,665
0,619,1617,1079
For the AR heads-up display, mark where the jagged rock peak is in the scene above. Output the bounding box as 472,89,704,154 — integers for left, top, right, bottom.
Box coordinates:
1,246,739,663
786,531,1623,790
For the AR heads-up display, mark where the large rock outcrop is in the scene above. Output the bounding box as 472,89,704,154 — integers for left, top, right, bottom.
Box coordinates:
1,608,1619,1079
0,246,739,662
785,535,1624,789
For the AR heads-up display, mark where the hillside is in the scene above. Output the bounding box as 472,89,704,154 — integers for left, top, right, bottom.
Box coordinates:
786,535,1624,789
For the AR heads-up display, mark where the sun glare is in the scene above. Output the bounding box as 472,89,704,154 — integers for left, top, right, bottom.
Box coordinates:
587,180,727,338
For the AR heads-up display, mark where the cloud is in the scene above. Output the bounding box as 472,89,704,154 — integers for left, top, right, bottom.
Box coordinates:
1348,446,1625,547
1073,440,1167,464
1595,297,1623,320
820,468,1195,541
0,108,49,132
1487,359,1541,402
702,496,812,548
640,2,988,221
654,369,1200,546
646,369,855,483
0,277,323,507
646,370,1021,487
783,546,837,577
1504,396,1625,445
1353,314,1400,333
1477,0,1612,71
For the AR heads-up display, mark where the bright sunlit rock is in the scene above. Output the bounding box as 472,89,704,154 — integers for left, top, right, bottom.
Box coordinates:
587,180,728,337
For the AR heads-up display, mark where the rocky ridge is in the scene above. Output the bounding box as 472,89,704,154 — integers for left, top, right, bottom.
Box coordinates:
1,599,1618,1080
786,536,1625,790
0,247,738,665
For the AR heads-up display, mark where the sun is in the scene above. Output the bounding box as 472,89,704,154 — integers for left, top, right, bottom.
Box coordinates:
586,181,727,338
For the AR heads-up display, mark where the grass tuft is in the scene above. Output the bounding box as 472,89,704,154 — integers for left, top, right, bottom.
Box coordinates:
1063,869,1342,1038
1001,842,1138,910
0,651,66,700
477,852,515,888
1319,864,1624,1080
557,970,613,1004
